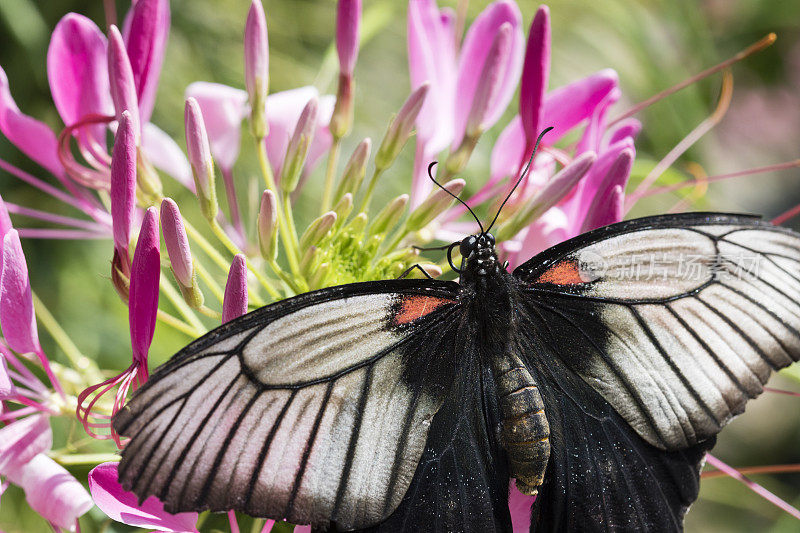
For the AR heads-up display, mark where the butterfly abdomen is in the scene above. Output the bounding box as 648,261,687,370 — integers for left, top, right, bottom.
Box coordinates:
493,352,551,496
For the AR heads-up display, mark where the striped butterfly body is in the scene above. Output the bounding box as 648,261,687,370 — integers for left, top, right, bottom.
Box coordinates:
114,213,800,532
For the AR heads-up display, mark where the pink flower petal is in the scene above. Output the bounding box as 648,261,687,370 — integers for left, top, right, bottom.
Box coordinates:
123,0,170,122
407,0,456,152
452,0,523,149
89,462,199,532
8,454,93,530
129,207,160,363
185,82,248,172
222,254,248,323
110,111,137,257
519,6,550,147
47,13,114,126
490,115,525,183
0,352,13,399
0,66,63,178
0,230,40,354
141,122,194,191
580,149,632,232
264,87,333,177
508,206,569,268
576,86,620,155
605,117,641,148
542,69,618,143
0,414,52,476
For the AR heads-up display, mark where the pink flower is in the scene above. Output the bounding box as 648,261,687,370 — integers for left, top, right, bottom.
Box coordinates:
108,25,142,142
222,254,248,323
408,0,524,205
78,208,160,443
89,462,199,532
186,82,249,173
7,454,93,531
0,414,52,476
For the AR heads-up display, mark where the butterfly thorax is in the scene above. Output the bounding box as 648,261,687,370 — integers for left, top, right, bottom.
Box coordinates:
460,235,551,497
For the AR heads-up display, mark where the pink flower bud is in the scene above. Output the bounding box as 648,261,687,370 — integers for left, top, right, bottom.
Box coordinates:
300,211,337,249
520,6,550,148
334,138,370,202
160,198,193,288
245,0,269,138
222,255,248,323
281,97,318,193
0,230,40,355
110,111,137,263
129,207,160,366
108,25,141,142
406,178,465,231
375,83,429,170
184,97,218,220
336,0,361,76
465,23,513,139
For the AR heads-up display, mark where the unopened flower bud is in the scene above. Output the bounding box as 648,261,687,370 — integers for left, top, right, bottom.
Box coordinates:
332,193,353,227
108,25,141,143
371,194,408,235
222,254,248,323
281,97,318,194
375,84,428,170
405,179,465,231
300,211,337,249
161,198,203,308
258,190,279,261
184,97,218,221
309,262,330,288
110,111,137,272
465,23,512,139
245,0,269,139
344,212,368,236
300,246,319,277
334,138,370,203
129,207,160,363
336,0,361,77
497,151,596,241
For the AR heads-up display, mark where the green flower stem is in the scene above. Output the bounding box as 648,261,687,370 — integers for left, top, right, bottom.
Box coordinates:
156,308,201,337
209,219,283,300
51,452,120,466
159,273,207,334
320,138,341,215
255,139,304,282
381,224,409,256
198,305,222,320
358,167,384,213
282,195,303,258
31,291,103,383
183,219,234,273
194,261,225,304
269,259,302,295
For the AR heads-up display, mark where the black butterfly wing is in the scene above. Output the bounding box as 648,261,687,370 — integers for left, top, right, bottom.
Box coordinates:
115,279,468,530
512,212,800,530
359,313,512,533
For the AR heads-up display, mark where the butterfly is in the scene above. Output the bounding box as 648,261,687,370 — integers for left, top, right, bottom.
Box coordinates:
112,131,800,532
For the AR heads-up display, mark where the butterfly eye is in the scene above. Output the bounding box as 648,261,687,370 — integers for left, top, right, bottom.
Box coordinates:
485,233,495,246
460,236,477,258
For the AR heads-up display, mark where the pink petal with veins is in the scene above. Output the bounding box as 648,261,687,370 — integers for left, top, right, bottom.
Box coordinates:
0,67,63,177
407,0,456,152
123,0,170,122
9,454,93,530
452,0,523,149
129,207,160,363
47,13,113,126
0,230,40,354
89,462,199,532
186,82,248,172
0,414,52,476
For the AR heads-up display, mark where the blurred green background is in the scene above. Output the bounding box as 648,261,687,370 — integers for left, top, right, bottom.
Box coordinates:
0,0,799,531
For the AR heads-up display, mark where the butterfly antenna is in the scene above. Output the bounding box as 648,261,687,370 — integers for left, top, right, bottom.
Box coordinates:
427,162,484,234
483,126,554,234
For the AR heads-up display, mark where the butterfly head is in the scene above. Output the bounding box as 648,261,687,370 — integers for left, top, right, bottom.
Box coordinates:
459,232,499,276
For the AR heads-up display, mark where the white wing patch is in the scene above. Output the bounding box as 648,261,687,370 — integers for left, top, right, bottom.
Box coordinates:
114,286,458,529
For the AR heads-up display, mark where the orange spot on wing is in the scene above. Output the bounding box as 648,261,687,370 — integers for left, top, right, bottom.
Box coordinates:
393,295,456,325
534,259,586,286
